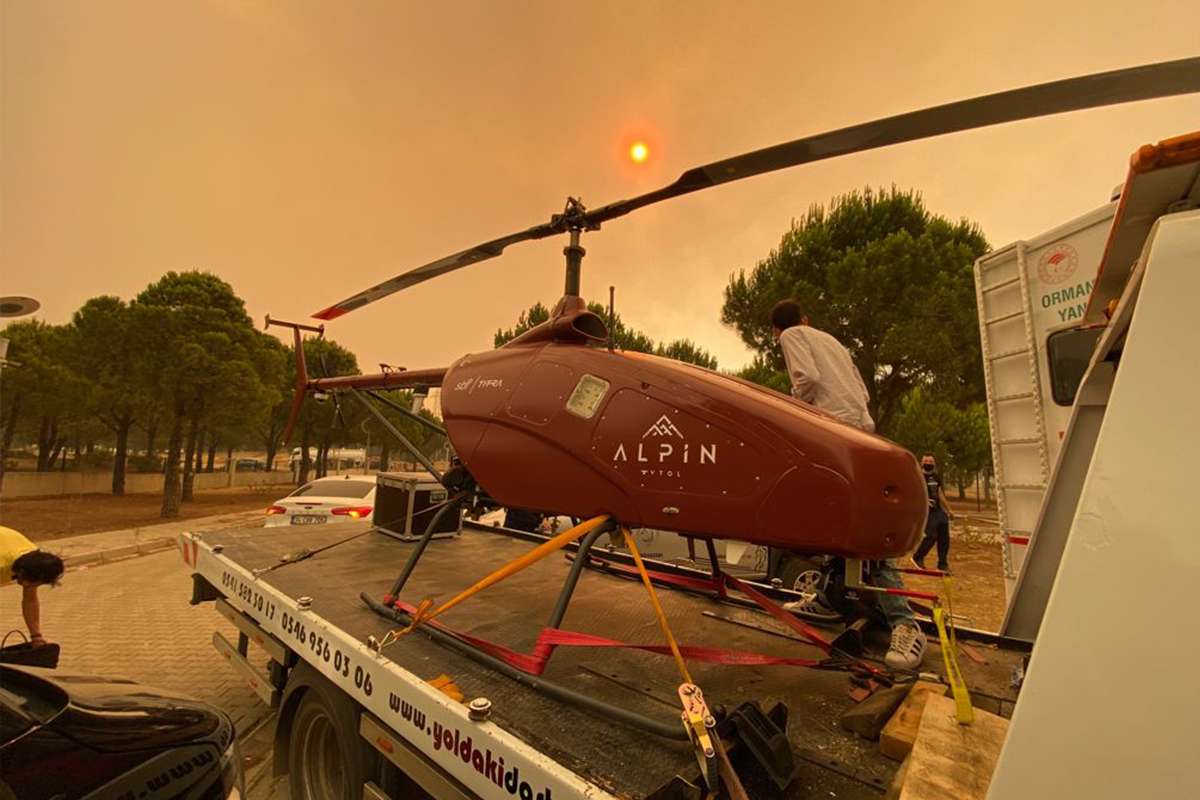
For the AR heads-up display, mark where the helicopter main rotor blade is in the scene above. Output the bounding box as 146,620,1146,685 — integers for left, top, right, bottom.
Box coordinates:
583,56,1200,226
313,222,558,320
314,56,1200,321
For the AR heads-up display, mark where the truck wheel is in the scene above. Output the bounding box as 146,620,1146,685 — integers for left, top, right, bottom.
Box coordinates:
286,668,375,800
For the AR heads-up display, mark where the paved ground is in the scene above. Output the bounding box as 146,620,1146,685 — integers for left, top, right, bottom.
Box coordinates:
0,547,281,796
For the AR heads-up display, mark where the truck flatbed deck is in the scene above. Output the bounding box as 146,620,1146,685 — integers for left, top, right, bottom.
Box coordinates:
186,521,1022,799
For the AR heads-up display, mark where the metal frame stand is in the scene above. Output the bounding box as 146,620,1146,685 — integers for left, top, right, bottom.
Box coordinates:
546,522,615,629
704,538,728,599
386,493,468,600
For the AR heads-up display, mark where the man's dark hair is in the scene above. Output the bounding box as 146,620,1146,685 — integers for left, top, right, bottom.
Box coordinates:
770,299,804,331
12,551,64,585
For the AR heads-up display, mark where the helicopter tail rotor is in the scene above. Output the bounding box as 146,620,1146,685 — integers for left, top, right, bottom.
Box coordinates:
265,316,324,445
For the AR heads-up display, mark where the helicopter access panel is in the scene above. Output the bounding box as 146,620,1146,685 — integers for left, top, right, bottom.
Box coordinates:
183,520,1022,799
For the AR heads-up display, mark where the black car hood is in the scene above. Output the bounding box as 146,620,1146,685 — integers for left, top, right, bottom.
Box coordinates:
11,667,233,754
1,667,236,800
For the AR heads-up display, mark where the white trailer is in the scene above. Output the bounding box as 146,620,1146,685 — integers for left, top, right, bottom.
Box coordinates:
988,131,1200,797
974,196,1114,601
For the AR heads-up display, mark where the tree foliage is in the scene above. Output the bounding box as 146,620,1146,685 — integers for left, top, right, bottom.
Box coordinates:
890,387,992,497
722,187,988,433
356,389,448,474
494,301,717,369
1,321,90,478
0,269,443,506
293,338,360,484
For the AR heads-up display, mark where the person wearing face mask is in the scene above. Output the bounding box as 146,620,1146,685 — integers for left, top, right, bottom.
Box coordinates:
912,454,954,570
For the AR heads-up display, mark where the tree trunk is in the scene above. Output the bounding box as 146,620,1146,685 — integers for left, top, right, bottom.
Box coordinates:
58,438,69,471
182,415,199,502
264,421,279,473
36,417,50,471
956,476,966,500
44,427,64,472
379,436,390,475
298,425,312,486
145,420,158,458
36,416,57,471
112,418,131,495
206,439,217,472
317,439,330,479
161,404,185,518
193,429,205,474
0,392,21,491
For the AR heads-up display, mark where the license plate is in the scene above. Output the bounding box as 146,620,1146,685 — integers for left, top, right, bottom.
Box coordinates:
291,515,326,526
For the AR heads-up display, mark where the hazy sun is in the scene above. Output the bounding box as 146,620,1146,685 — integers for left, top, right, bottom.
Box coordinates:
629,141,649,164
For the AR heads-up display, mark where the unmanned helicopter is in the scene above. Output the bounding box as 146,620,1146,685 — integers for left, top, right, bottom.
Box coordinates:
275,56,1199,562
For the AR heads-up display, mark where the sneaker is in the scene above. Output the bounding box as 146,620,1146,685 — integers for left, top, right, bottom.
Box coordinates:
783,592,841,622
910,557,926,570
885,622,927,670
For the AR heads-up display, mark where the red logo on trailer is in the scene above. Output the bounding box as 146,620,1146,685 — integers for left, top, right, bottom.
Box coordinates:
1037,245,1079,284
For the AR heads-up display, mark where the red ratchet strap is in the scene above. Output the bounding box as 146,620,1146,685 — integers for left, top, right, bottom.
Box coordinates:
392,602,822,676
723,574,889,680
588,557,725,595
586,558,880,662
722,575,832,652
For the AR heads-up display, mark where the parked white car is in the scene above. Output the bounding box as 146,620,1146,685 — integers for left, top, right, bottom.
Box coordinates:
265,475,377,527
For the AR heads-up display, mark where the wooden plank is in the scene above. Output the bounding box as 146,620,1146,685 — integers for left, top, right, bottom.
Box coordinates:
898,694,1009,800
879,681,948,761
840,683,911,740
884,758,910,800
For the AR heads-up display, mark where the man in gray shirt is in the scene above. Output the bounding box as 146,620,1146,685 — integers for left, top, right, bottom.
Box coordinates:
771,300,926,670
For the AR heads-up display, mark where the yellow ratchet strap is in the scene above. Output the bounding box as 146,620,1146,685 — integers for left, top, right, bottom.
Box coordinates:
933,575,974,724
622,527,693,684
624,529,749,799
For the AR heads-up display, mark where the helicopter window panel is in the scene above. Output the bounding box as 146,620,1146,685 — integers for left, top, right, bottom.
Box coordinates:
566,374,610,419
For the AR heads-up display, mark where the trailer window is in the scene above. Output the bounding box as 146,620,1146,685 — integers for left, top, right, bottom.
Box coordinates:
1047,327,1104,406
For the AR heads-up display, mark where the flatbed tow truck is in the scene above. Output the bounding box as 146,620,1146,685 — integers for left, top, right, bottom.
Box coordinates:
182,128,1200,799
183,515,1023,799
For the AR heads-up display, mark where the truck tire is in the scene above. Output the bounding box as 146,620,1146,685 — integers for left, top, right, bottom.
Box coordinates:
285,665,376,800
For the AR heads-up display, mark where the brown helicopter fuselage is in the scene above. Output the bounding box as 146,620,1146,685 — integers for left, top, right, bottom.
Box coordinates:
440,331,927,560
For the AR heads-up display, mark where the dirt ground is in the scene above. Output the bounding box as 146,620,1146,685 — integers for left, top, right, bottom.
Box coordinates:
904,539,1006,632
901,498,1006,632
0,486,286,541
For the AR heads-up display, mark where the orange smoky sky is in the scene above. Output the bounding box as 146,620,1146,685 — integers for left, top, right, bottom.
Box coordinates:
3,1,1198,374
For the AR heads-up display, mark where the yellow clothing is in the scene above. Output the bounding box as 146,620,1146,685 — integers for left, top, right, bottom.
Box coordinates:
0,526,37,584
